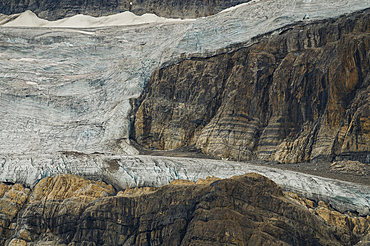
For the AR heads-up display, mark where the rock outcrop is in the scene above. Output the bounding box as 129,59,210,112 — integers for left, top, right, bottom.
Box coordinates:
0,0,248,21
0,183,30,245
133,8,370,163
330,160,369,175
286,191,370,237
4,175,115,246
1,173,367,245
0,0,368,166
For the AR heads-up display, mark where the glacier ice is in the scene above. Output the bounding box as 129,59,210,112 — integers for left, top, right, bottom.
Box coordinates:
0,0,369,156
0,153,369,215
0,0,370,214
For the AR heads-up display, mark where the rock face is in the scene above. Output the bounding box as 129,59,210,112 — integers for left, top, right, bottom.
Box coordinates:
1,173,365,245
0,183,30,245
0,0,248,20
0,0,368,163
133,9,370,163
286,191,370,236
330,160,369,175
3,175,115,246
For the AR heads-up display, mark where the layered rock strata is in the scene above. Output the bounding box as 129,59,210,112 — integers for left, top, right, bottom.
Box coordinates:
1,173,367,245
330,160,369,175
0,0,369,160
286,191,370,237
133,8,370,163
3,175,115,246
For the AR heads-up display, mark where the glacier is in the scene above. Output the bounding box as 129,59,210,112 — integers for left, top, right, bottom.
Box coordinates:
1,153,370,215
0,0,370,214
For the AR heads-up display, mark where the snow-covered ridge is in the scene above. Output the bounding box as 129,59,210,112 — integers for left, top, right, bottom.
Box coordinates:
1,10,195,28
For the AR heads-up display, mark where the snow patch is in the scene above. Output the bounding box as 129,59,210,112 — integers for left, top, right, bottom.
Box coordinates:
26,82,38,85
3,10,48,27
220,0,262,13
3,10,195,28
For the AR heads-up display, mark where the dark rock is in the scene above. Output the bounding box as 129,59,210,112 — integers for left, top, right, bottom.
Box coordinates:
3,174,362,245
0,0,250,21
0,183,30,245
3,175,115,245
133,9,370,163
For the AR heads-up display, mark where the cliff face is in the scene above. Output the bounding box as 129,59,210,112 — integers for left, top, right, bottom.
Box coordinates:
0,0,248,20
1,175,115,246
1,174,366,246
133,9,370,163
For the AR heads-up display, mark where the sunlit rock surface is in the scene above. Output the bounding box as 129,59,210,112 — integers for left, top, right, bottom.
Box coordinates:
0,175,115,245
0,0,369,156
0,183,30,243
0,0,370,217
286,191,370,236
0,174,363,245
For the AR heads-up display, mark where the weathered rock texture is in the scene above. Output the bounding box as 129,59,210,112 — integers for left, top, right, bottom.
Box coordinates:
330,160,369,175
0,0,248,20
4,175,115,246
0,0,368,164
133,9,370,163
1,173,367,245
286,191,370,237
0,183,30,245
